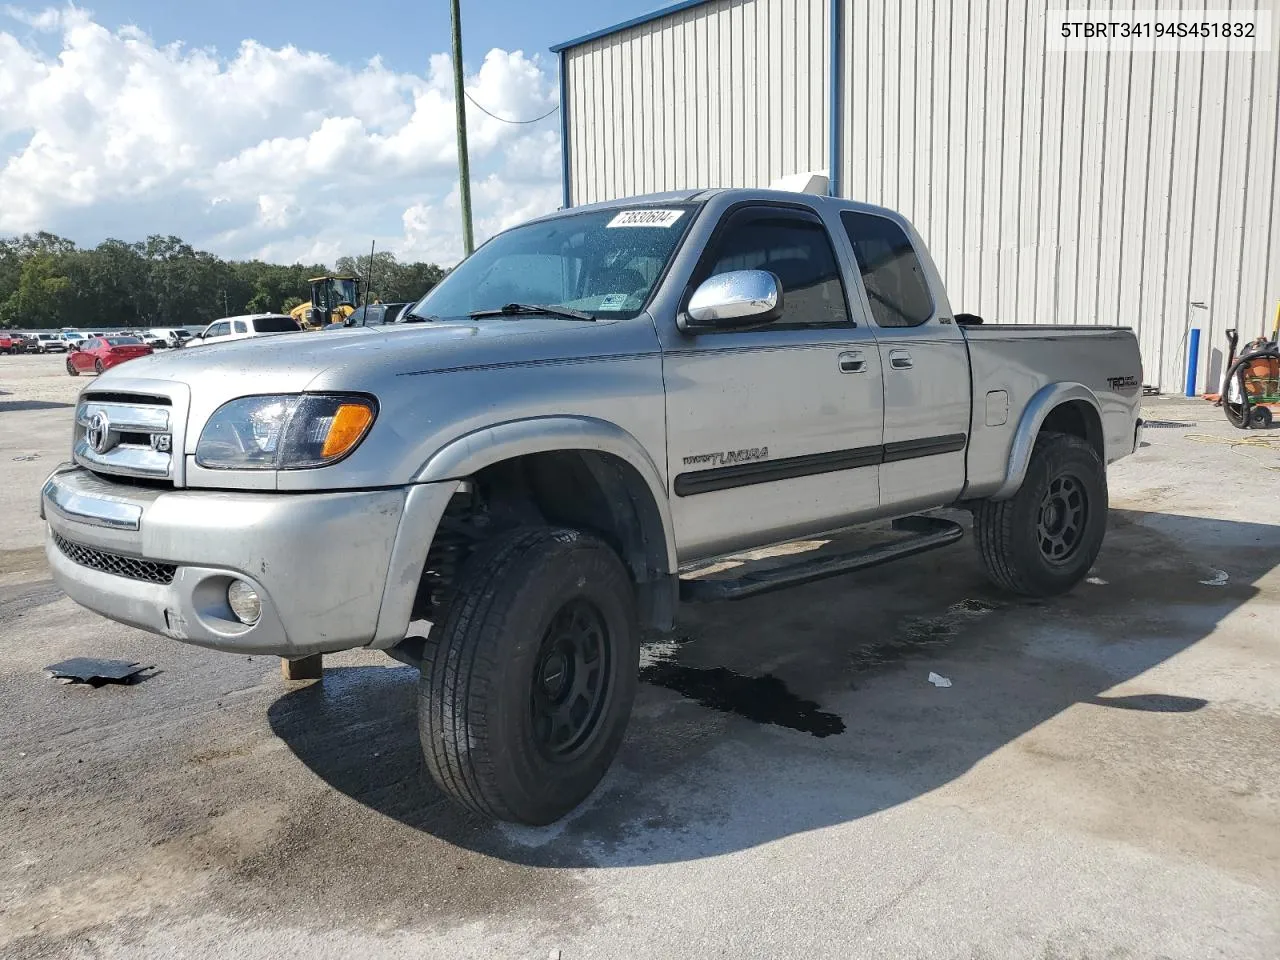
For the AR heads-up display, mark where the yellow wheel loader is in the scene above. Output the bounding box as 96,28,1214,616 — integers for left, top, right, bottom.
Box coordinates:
290,275,360,330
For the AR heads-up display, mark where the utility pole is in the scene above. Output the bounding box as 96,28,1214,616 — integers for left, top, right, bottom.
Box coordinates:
365,240,376,304
449,0,474,256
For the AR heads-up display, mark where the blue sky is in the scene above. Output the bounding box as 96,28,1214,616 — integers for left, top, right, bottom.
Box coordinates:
5,0,625,71
0,1,654,265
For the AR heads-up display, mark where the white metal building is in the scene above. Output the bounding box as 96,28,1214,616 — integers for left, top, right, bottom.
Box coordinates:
552,0,1279,393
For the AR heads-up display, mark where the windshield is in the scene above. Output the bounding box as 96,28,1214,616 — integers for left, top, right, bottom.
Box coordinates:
407,205,697,321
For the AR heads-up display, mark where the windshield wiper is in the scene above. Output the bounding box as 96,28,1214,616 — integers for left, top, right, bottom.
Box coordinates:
469,302,596,322
400,310,440,323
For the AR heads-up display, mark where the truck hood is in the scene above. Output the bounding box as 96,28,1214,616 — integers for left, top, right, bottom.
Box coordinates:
109,317,649,387
92,316,660,456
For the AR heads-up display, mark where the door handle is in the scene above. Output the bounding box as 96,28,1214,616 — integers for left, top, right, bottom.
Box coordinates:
838,350,867,374
889,349,914,370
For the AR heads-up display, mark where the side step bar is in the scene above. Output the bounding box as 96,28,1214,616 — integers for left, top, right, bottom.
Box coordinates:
679,515,965,603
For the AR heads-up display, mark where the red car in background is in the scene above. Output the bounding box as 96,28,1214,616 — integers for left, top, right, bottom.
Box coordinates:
66,335,153,376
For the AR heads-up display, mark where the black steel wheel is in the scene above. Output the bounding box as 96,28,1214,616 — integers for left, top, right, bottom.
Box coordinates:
1036,473,1088,565
974,432,1108,597
419,526,639,824
531,599,612,762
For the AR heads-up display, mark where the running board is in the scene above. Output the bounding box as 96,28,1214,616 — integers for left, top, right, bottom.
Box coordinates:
678,516,965,603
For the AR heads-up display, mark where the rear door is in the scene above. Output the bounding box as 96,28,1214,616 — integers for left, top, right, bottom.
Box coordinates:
663,203,884,561
839,211,970,512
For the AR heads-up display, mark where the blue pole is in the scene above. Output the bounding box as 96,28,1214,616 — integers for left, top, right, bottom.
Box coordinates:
827,0,842,197
1185,327,1201,397
558,50,571,209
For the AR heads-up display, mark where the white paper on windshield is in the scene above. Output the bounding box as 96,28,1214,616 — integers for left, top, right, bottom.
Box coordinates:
606,209,685,228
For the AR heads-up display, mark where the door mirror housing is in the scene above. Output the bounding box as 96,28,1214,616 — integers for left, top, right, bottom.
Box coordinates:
683,270,783,331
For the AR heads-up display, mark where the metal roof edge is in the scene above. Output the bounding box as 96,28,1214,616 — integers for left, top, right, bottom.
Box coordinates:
550,0,715,52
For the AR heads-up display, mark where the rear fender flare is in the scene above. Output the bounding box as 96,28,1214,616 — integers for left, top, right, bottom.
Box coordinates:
991,382,1103,500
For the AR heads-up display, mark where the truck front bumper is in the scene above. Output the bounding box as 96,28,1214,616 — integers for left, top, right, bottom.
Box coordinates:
41,465,459,657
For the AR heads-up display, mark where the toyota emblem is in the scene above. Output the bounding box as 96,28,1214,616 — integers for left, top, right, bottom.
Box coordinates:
86,411,112,455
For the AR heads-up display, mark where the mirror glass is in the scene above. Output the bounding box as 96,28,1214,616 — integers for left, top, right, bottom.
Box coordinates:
686,269,782,329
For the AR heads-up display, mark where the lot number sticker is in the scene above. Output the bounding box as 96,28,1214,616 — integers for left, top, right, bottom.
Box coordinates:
607,209,685,228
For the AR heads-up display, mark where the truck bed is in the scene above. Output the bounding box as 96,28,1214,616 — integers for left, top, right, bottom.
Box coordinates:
960,324,1143,499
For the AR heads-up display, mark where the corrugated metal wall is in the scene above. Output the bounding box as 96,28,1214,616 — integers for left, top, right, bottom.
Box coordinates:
562,0,831,206
562,0,1279,392
840,0,1279,392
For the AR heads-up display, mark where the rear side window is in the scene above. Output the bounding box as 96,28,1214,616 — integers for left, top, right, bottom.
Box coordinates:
252,316,299,333
234,321,248,334
701,209,849,327
840,212,934,328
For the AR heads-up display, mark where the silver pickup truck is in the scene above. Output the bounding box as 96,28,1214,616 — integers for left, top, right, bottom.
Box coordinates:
41,189,1143,824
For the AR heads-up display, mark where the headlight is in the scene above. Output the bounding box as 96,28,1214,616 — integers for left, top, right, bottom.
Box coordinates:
195,394,376,470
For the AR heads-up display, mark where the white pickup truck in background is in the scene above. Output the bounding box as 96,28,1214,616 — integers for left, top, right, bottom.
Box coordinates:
42,188,1143,824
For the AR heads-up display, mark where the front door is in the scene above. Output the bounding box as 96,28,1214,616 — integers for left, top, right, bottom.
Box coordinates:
663,204,885,562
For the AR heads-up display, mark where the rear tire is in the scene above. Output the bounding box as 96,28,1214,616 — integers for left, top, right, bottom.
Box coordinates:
66,359,78,376
94,359,104,375
419,526,639,824
973,432,1108,597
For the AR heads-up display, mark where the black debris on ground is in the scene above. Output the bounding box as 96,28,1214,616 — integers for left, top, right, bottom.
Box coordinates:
44,657,153,687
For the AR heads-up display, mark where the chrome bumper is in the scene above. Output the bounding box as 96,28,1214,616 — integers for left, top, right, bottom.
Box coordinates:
42,465,459,656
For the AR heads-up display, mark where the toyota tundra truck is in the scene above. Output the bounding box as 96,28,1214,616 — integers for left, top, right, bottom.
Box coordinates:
41,189,1143,824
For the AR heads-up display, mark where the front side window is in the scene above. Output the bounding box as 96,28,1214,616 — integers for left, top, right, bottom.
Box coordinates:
840,212,934,328
207,322,229,338
407,205,697,322
699,210,850,327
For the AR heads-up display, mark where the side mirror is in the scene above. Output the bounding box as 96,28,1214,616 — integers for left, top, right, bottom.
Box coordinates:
683,270,783,331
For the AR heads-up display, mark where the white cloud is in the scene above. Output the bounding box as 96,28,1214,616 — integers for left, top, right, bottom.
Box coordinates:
0,7,562,265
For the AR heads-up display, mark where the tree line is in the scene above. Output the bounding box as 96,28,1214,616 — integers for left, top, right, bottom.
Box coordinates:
0,232,446,330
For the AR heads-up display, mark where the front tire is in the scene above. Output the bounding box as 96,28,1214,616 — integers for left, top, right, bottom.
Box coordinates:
419,526,639,824
973,433,1108,597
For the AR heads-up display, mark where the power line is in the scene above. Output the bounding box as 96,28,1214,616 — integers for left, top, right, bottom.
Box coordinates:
463,91,559,125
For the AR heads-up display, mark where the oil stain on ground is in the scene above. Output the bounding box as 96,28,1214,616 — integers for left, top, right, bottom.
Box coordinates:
848,597,1003,671
639,659,846,738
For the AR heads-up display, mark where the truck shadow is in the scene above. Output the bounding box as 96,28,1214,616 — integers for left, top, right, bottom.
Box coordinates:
267,508,1276,868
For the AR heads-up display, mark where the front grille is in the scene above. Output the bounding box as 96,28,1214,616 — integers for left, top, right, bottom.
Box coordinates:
53,533,177,585
74,395,174,482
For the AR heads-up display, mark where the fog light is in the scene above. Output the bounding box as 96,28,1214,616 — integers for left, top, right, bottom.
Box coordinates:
227,580,262,625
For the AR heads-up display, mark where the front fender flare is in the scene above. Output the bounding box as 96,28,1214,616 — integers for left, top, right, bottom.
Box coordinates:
413,416,678,572
990,382,1103,500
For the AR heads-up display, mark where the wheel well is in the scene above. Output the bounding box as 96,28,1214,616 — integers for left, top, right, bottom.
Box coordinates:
1040,400,1104,458
420,451,675,631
